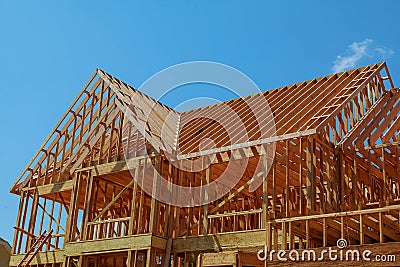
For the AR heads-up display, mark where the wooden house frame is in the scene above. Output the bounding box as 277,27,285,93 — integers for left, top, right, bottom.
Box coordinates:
9,62,400,267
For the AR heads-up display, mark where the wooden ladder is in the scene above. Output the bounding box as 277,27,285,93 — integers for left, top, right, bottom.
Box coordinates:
17,229,53,267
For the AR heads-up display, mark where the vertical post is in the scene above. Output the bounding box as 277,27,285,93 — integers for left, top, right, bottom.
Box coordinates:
26,189,39,248
78,255,85,267
305,219,310,249
235,253,240,267
66,172,81,243
137,159,146,234
82,170,94,241
359,214,364,245
299,139,303,215
353,151,360,209
62,256,70,267
285,141,290,217
163,162,173,237
173,253,178,267
261,149,270,262
183,252,190,267
382,147,390,205
281,222,287,250
163,238,173,267
203,159,210,235
273,224,278,250
396,146,399,202
187,163,195,236
134,251,139,267
198,163,203,235
155,159,162,234
306,137,316,213
262,152,268,229
146,248,154,267
340,216,344,240
289,221,294,249
197,254,202,267
272,162,276,217
326,149,332,209
323,218,327,247
379,212,383,243
12,191,25,253
149,157,160,234
319,145,325,213
266,221,271,260
17,191,29,253
336,150,343,211
173,164,183,237
344,158,350,209
129,162,139,236
367,150,372,202
127,250,134,267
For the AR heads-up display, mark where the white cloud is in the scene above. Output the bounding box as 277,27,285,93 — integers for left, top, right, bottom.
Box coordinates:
332,39,394,73
374,47,394,59
333,39,372,73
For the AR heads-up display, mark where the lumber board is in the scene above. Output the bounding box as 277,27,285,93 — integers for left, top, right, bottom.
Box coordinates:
9,250,64,266
173,230,267,253
64,234,166,256
22,180,75,195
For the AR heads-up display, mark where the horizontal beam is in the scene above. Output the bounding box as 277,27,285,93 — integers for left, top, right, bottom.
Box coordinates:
272,204,400,224
355,141,400,151
9,250,64,266
208,208,262,219
177,129,316,160
173,230,266,253
64,234,166,256
76,154,157,176
201,251,238,266
22,180,75,195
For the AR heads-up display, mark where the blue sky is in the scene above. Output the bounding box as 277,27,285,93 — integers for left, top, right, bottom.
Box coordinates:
1,1,400,243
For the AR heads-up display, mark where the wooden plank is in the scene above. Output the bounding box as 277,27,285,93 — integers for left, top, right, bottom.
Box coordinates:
382,115,400,143
82,171,94,241
201,251,237,266
173,230,267,253
149,157,160,233
9,250,65,266
177,129,316,160
203,164,210,235
76,155,155,176
64,234,157,256
22,180,75,195
306,137,316,212
208,209,262,219
129,164,139,235
163,238,173,267
360,214,364,245
271,204,400,223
